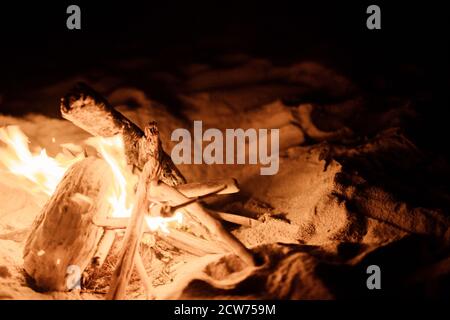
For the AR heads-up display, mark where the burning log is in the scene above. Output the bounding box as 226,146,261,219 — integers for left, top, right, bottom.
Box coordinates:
60,82,185,187
23,157,114,291
106,136,161,300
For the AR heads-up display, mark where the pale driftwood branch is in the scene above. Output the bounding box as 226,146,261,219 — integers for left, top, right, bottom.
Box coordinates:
162,228,229,255
93,217,129,229
158,236,209,256
209,210,261,228
23,157,114,291
148,181,255,266
60,82,185,186
92,217,229,256
94,209,259,230
176,178,239,198
95,208,259,230
106,137,161,300
134,253,155,300
92,230,116,269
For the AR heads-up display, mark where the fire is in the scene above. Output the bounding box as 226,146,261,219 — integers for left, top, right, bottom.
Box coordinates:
0,126,84,195
145,211,183,233
86,135,183,231
0,125,182,232
86,135,136,219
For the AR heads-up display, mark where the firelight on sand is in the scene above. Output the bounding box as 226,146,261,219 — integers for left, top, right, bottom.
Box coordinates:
0,125,182,231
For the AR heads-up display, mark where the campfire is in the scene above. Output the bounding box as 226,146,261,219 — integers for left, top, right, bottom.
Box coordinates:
0,2,448,301
0,83,256,299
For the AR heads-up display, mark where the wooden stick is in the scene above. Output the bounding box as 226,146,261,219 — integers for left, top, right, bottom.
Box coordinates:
156,233,213,257
149,181,255,266
60,83,185,186
92,230,116,268
93,217,129,229
162,228,228,255
134,253,155,300
106,152,160,300
95,209,259,229
92,217,229,256
209,211,261,228
176,178,239,198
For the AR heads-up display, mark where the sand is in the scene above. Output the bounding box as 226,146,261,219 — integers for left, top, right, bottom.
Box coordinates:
0,57,449,299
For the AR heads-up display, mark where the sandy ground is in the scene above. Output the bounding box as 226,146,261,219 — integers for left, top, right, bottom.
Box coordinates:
1,56,449,299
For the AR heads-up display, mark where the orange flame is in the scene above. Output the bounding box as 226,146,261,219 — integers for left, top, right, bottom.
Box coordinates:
0,126,84,195
86,135,136,219
0,125,182,232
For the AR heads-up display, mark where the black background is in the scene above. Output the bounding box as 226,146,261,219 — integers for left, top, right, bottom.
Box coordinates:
0,1,448,92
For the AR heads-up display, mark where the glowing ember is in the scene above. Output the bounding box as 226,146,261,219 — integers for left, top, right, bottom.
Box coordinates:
0,125,183,232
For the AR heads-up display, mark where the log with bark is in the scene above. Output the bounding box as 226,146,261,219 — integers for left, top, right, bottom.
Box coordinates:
60,82,185,187
23,157,113,291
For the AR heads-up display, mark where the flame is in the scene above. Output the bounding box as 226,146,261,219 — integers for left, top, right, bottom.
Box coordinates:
87,135,183,231
86,135,136,219
0,125,183,232
0,126,84,195
145,210,183,234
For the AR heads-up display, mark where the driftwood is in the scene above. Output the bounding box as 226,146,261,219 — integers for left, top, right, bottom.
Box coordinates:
134,253,155,299
105,122,164,300
148,181,255,266
56,86,255,297
23,157,113,291
162,228,228,255
92,230,116,269
93,215,230,256
60,82,185,187
209,211,261,228
106,155,160,300
92,175,248,256
176,178,239,197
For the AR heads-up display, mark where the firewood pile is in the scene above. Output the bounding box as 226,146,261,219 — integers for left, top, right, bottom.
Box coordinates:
22,83,256,299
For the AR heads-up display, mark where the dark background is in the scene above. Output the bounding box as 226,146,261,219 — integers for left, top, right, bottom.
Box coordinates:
0,1,447,91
